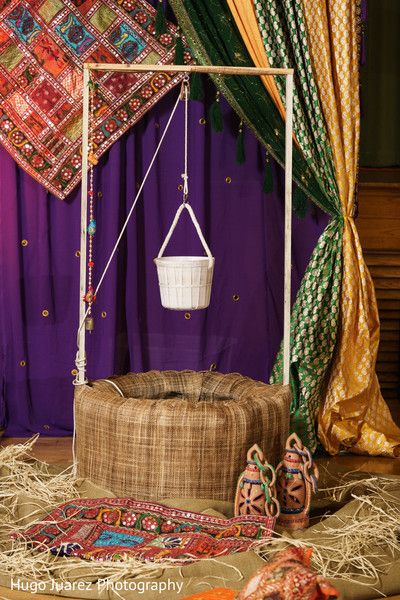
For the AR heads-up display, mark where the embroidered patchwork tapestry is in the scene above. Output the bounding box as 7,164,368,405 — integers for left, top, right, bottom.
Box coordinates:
17,497,275,563
0,0,187,199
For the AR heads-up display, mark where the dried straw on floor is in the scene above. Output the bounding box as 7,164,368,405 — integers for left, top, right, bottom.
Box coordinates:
319,467,400,504
1,437,400,595
255,474,400,590
0,437,178,589
0,435,77,518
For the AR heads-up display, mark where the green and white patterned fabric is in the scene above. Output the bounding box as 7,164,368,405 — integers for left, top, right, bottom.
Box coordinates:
270,220,342,449
254,0,345,450
254,0,340,213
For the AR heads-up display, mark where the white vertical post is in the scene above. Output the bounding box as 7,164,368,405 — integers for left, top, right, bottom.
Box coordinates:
75,64,90,385
283,73,293,387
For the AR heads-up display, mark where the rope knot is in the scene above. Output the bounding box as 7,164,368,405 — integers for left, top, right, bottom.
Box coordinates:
181,172,189,200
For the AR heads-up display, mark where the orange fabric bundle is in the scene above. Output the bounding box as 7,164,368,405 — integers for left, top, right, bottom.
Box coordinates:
183,590,236,600
237,546,338,600
184,546,339,599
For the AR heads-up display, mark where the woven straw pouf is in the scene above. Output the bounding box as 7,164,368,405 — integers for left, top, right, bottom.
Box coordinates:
74,370,291,502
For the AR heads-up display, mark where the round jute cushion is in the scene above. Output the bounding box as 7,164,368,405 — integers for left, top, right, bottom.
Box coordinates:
74,370,291,502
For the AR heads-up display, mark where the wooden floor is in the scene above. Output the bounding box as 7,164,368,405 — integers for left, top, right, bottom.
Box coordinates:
2,436,400,475
1,437,400,600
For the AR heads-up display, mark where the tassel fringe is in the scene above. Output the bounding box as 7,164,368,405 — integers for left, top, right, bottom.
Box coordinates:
155,0,167,37
236,122,245,164
174,29,184,65
263,154,273,193
190,71,204,101
293,185,309,218
209,92,223,132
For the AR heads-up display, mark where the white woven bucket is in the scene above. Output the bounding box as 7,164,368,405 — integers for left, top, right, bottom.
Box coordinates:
154,203,214,310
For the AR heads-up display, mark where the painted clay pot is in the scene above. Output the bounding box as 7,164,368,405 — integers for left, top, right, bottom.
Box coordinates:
276,433,319,530
234,444,280,518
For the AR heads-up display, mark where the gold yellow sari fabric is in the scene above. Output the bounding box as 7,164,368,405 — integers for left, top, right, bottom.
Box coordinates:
226,0,286,121
302,0,400,455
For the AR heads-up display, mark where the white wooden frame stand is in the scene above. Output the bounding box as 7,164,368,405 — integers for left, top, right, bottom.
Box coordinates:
76,63,294,387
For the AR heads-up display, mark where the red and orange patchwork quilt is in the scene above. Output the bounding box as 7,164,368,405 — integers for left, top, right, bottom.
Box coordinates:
0,0,188,198
17,497,276,563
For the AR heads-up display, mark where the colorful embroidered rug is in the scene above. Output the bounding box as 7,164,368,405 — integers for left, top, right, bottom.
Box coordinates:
17,497,275,563
0,0,187,199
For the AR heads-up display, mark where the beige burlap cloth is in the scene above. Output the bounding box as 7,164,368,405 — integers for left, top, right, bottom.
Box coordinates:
1,466,400,600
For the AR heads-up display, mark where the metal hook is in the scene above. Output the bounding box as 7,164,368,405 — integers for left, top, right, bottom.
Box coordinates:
180,75,190,100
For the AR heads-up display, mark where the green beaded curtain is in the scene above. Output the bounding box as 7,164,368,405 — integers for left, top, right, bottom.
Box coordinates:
170,0,344,451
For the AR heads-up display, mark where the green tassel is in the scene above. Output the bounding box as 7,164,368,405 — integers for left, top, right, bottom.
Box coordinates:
87,80,99,91
209,92,223,132
236,123,245,164
262,154,273,193
190,71,204,101
293,185,309,218
155,0,167,37
174,29,184,65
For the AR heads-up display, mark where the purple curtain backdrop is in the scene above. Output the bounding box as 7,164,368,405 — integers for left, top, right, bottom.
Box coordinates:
0,89,328,436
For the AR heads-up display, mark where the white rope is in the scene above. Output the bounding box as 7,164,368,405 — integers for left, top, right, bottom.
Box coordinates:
75,88,182,346
73,351,87,386
157,203,213,264
181,77,189,201
72,352,87,477
72,401,77,479
157,79,213,268
99,378,124,397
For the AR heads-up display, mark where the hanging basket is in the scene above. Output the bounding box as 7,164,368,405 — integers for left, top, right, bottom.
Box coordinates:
154,202,214,310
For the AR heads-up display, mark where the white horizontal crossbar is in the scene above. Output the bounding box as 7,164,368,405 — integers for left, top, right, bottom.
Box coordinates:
84,63,294,76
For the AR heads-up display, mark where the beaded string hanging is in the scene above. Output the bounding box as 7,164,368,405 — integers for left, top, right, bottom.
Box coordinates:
83,80,97,332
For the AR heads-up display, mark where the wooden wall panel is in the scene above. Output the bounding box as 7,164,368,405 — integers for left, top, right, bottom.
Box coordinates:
357,176,400,419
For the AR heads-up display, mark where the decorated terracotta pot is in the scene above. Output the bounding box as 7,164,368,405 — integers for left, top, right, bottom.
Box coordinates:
234,444,280,518
276,433,319,530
